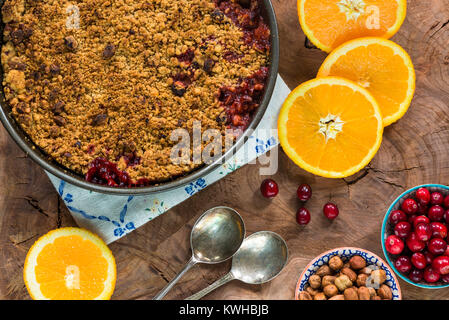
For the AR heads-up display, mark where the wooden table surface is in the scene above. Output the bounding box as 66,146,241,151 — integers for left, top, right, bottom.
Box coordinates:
1,0,449,300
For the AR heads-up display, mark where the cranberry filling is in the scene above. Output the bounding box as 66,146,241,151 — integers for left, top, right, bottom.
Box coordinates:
215,0,270,52
85,157,151,188
177,49,195,65
219,66,268,130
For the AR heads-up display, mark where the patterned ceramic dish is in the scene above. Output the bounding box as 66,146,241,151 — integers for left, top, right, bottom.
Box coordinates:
382,184,449,289
295,247,402,300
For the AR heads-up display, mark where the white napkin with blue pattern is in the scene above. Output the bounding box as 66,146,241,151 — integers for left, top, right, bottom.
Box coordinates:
46,75,290,244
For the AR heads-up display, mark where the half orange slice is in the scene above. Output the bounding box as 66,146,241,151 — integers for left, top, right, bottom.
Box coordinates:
298,0,407,52
24,228,116,300
278,77,383,178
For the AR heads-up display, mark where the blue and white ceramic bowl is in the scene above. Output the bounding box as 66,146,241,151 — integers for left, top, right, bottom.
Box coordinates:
382,184,449,289
295,247,402,300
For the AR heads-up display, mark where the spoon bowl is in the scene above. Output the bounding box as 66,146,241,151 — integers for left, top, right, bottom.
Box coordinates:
231,231,288,284
191,206,245,263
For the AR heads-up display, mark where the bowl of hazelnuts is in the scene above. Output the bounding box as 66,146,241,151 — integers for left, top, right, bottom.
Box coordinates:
295,247,402,300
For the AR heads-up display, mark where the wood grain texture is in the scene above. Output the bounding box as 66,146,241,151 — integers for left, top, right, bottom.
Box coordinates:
1,0,449,300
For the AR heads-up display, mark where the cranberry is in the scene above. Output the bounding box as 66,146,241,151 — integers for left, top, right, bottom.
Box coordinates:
260,179,279,198
428,238,448,255
432,256,449,275
431,192,444,206
385,235,405,255
394,256,412,273
430,222,448,239
296,207,311,225
323,203,339,220
389,210,407,225
413,215,430,228
442,273,449,283
444,209,449,224
408,214,418,226
428,205,445,222
424,266,441,283
424,251,435,265
416,187,431,205
417,202,428,215
409,269,424,282
401,198,418,215
411,252,427,269
415,223,432,242
394,221,412,238
406,232,426,252
444,195,449,209
297,184,312,202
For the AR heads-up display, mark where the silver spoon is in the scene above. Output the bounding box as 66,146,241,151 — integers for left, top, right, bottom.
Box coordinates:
186,231,288,300
153,206,245,300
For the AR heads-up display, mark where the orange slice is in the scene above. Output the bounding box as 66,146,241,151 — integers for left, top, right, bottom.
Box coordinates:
317,37,415,126
278,77,383,178
298,0,407,52
24,228,116,300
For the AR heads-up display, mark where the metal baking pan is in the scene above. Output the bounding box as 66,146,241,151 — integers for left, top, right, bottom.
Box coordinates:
0,0,279,195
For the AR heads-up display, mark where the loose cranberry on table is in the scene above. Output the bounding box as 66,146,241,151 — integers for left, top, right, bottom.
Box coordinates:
432,256,449,275
385,235,405,255
297,184,312,202
395,256,412,273
406,232,426,252
424,266,441,283
323,203,339,220
389,210,407,225
430,192,444,206
411,252,427,269
296,207,311,225
409,269,424,282
401,198,418,215
430,222,448,239
260,179,279,198
394,221,411,238
416,187,431,205
415,223,432,242
428,238,447,255
428,205,445,221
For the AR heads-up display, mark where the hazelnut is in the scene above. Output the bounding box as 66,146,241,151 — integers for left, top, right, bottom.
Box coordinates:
359,267,374,275
343,287,359,300
329,294,345,300
321,275,336,287
298,291,312,300
334,274,353,291
358,286,371,300
306,286,319,296
377,284,392,300
329,256,344,271
316,265,331,277
308,275,321,289
356,273,368,287
371,295,381,300
323,284,338,298
314,292,327,300
370,269,387,286
368,287,376,298
341,267,357,282
349,255,366,270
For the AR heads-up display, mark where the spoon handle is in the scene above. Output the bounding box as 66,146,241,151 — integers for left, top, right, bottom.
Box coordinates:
153,257,197,300
185,272,235,300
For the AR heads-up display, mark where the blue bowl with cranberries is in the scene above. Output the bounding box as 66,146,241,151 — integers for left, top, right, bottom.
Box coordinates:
382,184,449,289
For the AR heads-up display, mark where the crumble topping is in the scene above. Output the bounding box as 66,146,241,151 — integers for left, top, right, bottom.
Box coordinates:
1,0,270,186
